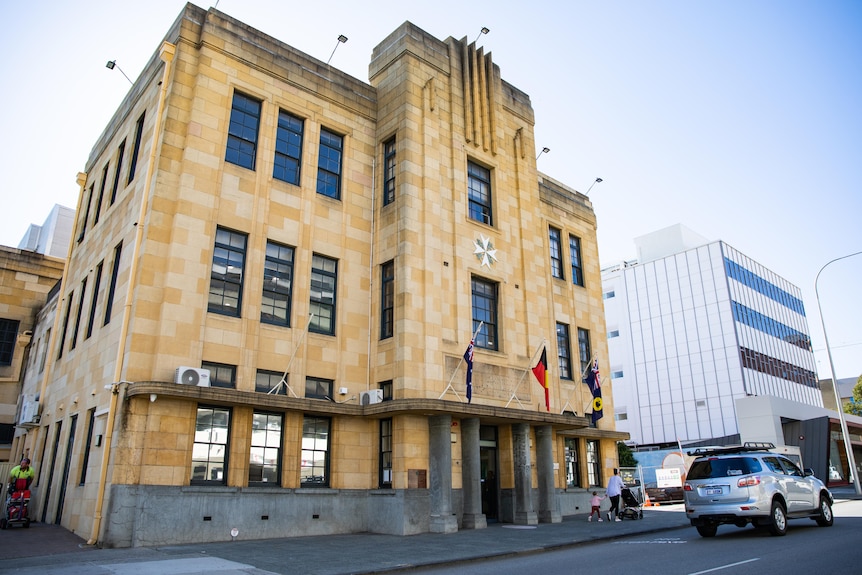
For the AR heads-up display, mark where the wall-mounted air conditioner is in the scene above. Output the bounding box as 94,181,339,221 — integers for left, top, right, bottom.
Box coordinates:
360,389,383,405
18,395,39,426
175,366,211,387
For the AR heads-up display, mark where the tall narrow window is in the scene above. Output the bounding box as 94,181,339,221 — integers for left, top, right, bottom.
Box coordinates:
249,411,283,485
208,227,247,317
273,110,303,185
104,242,122,326
58,293,73,359
379,418,393,488
191,406,230,484
255,369,287,395
383,137,396,206
0,319,19,366
86,262,103,339
556,322,572,380
301,416,330,487
586,439,601,486
549,227,564,279
261,241,294,326
565,438,581,488
305,377,333,400
471,276,498,350
577,328,591,376
569,235,584,287
202,361,236,389
467,161,492,225
110,140,126,205
79,408,96,485
316,128,343,199
93,163,109,226
309,254,337,335
128,111,146,184
225,92,261,170
380,260,394,339
77,184,94,243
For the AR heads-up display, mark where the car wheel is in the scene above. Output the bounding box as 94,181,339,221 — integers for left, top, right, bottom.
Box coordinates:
696,524,717,537
816,495,834,527
768,501,787,536
23,518,30,528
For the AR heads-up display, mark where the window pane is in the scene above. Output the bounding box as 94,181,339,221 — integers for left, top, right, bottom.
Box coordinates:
225,92,261,170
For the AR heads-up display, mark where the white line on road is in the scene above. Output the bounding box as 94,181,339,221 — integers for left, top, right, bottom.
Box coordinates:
688,558,760,575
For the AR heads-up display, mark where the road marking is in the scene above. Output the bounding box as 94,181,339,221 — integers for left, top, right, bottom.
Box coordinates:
688,558,760,574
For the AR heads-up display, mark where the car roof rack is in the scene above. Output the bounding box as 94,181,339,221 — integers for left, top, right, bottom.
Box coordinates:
687,442,775,457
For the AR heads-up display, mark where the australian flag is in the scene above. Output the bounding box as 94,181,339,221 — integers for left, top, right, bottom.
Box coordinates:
585,359,603,423
464,340,474,403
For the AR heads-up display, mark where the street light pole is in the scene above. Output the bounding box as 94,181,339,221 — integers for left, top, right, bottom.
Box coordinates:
815,250,862,495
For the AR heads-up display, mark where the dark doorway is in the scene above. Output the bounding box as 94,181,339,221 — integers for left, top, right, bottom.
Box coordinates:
480,425,498,522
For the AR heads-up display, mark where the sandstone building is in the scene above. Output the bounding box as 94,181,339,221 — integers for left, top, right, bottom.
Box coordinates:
13,4,624,546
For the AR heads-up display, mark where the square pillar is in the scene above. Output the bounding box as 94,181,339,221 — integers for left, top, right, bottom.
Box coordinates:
460,417,486,529
429,415,458,533
535,424,561,523
512,423,538,525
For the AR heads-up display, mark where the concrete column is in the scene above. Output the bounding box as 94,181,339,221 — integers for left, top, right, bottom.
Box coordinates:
460,417,486,529
535,424,561,523
512,423,538,525
429,415,458,533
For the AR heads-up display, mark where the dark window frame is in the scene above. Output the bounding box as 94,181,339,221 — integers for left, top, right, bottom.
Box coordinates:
383,137,396,206
208,227,247,317
103,242,122,326
556,322,573,380
93,163,109,226
467,161,493,225
128,111,146,184
379,418,393,488
569,234,584,287
261,240,295,327
301,416,331,487
471,276,499,351
577,327,591,376
225,91,261,170
309,254,338,335
201,361,237,389
380,260,394,339
305,376,334,400
249,411,283,486
549,226,564,279
85,262,103,340
273,110,304,185
0,319,20,366
191,405,231,485
255,369,288,395
110,140,126,205
316,128,344,199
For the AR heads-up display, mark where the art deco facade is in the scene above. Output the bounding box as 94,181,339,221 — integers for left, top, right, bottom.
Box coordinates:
603,225,820,447
12,4,623,547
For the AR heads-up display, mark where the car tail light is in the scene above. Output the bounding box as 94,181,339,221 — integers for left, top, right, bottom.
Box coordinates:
737,475,761,487
683,483,693,491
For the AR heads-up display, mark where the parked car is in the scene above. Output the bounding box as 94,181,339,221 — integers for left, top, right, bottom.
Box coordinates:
683,442,833,537
645,482,684,503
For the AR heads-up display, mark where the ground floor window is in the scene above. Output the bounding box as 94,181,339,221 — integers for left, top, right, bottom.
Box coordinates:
586,439,601,487
379,418,392,488
250,411,283,485
192,406,231,484
301,416,330,487
565,438,581,488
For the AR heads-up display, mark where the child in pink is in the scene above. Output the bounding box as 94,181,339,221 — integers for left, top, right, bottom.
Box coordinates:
588,491,605,521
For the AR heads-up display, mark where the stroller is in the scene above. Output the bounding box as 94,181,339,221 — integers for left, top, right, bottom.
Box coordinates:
617,486,643,520
1,478,31,529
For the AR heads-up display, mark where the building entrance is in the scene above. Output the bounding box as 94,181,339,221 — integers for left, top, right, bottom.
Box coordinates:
480,425,498,521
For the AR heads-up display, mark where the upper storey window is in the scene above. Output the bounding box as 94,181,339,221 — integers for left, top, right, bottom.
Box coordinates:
225,92,261,170
273,110,303,185
316,128,343,199
467,161,492,225
383,138,396,206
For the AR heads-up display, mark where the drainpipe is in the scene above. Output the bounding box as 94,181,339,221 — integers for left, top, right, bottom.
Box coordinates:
87,40,176,546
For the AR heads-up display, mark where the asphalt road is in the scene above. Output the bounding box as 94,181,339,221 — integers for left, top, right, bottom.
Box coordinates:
405,499,862,575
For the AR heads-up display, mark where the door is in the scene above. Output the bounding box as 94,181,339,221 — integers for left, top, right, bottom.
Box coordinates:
480,425,498,521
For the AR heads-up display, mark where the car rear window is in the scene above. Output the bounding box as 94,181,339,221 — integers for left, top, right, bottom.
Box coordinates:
688,457,763,479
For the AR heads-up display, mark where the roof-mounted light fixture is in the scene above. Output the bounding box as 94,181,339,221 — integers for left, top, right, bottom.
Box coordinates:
327,35,348,65
105,60,133,85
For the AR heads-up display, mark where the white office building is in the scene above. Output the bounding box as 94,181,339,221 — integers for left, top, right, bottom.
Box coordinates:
602,224,821,447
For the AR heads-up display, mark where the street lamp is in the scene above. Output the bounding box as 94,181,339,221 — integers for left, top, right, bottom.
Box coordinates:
815,250,862,495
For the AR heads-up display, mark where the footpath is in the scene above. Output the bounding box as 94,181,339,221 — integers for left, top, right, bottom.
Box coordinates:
1,488,858,575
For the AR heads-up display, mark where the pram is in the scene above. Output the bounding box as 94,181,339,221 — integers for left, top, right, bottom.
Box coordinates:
617,486,643,520
1,477,31,529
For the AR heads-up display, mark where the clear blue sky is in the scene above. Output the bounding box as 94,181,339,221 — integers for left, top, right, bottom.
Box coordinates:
2,0,860,379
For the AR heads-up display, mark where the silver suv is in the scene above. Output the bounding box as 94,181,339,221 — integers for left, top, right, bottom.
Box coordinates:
684,442,833,537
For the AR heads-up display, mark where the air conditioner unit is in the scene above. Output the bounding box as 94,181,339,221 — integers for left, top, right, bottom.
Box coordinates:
18,396,39,426
175,367,211,387
360,389,383,405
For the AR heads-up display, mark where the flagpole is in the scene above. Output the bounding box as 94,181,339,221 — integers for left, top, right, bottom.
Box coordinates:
268,313,314,397
439,321,484,401
505,339,545,409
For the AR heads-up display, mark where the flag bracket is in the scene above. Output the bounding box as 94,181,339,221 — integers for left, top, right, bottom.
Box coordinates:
439,321,484,402
268,313,315,397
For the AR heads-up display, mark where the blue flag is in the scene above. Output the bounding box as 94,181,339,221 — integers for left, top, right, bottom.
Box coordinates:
585,360,603,423
464,340,474,403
